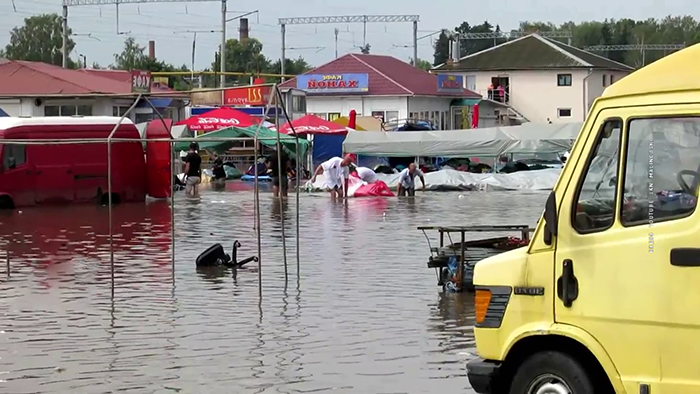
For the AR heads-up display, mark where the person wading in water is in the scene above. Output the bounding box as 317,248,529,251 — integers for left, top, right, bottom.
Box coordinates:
183,142,202,198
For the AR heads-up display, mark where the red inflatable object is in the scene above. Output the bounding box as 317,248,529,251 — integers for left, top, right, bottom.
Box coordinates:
353,180,395,197
145,119,173,199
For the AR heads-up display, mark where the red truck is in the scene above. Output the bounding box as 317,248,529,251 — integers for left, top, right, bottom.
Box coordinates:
0,116,148,209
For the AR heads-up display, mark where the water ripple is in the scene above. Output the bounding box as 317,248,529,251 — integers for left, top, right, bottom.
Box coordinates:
0,187,547,393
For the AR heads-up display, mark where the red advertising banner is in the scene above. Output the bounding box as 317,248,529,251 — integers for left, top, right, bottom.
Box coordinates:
223,86,271,106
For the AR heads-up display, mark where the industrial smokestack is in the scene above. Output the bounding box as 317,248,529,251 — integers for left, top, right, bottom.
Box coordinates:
148,40,155,60
239,18,249,41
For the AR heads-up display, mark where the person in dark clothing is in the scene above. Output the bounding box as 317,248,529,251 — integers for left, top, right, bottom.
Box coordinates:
211,154,226,180
183,142,202,197
268,148,290,198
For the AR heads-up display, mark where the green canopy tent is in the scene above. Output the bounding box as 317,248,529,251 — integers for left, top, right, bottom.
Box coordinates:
174,125,309,158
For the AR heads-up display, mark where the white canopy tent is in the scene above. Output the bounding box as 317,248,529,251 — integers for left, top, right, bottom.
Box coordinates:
342,122,583,157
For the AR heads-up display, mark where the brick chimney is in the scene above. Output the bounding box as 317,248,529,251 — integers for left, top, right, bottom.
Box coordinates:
239,18,249,40
148,40,155,60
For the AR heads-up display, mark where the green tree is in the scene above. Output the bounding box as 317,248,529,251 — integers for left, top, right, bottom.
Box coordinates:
409,57,432,70
435,16,700,69
433,30,450,65
112,37,191,91
4,14,76,67
211,38,270,86
266,57,312,77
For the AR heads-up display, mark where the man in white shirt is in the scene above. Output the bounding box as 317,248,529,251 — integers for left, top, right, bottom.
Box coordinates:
397,163,425,196
352,165,378,184
312,155,352,199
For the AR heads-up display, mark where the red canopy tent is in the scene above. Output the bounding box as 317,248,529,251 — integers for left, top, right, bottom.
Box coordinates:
176,107,261,132
278,114,349,135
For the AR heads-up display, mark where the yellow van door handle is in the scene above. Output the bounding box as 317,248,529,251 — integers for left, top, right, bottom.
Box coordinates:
557,259,579,307
670,248,700,267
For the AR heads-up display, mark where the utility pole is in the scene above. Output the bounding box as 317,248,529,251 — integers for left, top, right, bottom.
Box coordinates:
62,5,68,67
61,0,218,70
279,15,421,71
220,0,226,88
334,28,339,58
280,24,286,81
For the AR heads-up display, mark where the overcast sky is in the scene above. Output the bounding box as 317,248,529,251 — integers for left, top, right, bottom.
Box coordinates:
1,0,694,70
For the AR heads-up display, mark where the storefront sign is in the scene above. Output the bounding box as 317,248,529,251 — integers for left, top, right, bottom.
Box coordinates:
296,73,369,93
131,70,151,93
437,74,463,93
223,86,271,105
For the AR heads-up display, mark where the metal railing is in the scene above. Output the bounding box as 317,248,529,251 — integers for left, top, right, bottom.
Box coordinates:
0,84,304,300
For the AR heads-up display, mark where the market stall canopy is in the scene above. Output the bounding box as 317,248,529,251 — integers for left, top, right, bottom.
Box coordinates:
175,107,261,132
277,114,350,135
332,116,383,131
174,125,309,157
342,122,583,157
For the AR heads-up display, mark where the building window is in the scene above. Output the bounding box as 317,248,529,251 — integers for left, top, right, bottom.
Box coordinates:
311,113,327,120
45,104,92,117
602,75,607,87
558,108,572,118
385,111,399,123
610,75,615,84
113,106,130,117
44,106,60,116
327,113,341,121
371,111,385,122
557,74,572,86
292,95,306,112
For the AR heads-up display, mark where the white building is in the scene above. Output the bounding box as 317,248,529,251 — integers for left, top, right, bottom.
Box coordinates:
433,34,634,123
279,53,483,129
0,59,187,122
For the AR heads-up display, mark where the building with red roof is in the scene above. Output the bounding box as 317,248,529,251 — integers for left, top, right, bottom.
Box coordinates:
279,53,482,129
0,58,187,123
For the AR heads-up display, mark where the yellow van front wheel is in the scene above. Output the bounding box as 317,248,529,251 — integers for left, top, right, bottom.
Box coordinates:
509,351,593,394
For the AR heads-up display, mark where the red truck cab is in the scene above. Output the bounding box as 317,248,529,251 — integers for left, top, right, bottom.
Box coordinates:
0,116,147,209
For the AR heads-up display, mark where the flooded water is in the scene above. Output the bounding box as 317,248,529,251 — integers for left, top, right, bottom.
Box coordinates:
0,185,547,393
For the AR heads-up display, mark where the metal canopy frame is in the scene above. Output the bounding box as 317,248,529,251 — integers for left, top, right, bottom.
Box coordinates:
1,84,301,305
61,0,228,88
277,14,421,80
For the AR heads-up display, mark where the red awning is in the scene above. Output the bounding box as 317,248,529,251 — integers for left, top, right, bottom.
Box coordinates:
278,114,348,135
176,107,260,132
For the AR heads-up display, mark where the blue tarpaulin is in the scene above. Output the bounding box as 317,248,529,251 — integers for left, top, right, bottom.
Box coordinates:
312,134,345,168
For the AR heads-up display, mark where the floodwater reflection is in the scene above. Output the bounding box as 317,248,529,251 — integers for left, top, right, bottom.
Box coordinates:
0,189,547,393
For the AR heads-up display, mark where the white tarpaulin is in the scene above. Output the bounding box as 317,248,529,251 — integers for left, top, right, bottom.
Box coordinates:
343,122,583,157
306,168,562,191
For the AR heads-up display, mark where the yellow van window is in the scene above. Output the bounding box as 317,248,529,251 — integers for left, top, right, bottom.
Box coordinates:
620,117,700,226
572,119,622,233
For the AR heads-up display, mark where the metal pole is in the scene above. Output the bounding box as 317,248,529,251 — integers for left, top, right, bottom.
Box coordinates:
275,87,300,277
170,140,175,286
334,28,339,58
275,92,288,282
5,249,9,278
220,0,227,88
280,24,286,82
413,20,418,68
62,5,68,68
107,94,141,299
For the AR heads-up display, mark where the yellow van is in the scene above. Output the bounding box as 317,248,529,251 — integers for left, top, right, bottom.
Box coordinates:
466,43,700,394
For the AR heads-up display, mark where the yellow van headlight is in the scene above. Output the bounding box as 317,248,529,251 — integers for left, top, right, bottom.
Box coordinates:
474,286,512,328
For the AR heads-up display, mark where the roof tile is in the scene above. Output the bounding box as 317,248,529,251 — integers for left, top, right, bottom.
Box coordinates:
281,53,480,98
0,60,177,96
435,34,633,72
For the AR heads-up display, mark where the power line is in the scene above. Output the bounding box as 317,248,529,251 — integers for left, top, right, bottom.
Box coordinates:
457,31,572,39
278,14,420,78
278,15,419,25
584,44,685,51
61,0,226,88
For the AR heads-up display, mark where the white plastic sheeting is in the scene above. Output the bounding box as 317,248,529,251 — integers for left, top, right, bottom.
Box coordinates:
306,168,562,192
343,122,583,157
